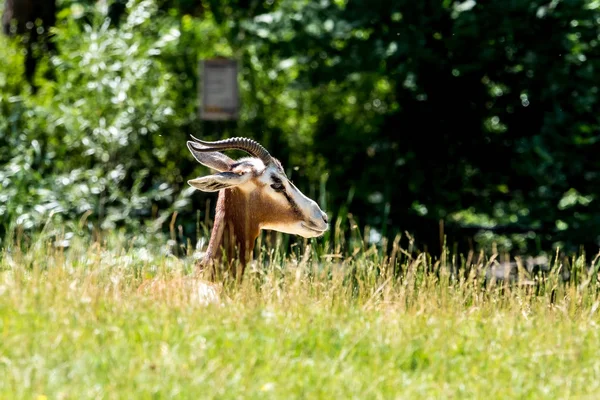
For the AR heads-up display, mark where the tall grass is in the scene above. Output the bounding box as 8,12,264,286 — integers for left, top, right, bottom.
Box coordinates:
1,218,600,398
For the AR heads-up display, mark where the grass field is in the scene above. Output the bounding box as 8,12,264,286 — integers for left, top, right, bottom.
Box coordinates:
1,224,600,399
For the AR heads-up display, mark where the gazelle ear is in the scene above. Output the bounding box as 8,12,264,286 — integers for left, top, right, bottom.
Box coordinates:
187,141,235,172
188,171,252,192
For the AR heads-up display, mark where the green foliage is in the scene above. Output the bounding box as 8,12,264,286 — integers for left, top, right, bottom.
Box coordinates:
1,0,600,254
235,0,600,254
0,1,210,237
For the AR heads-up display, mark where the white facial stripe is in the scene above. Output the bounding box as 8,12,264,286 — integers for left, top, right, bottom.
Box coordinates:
233,157,266,173
258,166,313,209
257,165,328,232
284,179,317,213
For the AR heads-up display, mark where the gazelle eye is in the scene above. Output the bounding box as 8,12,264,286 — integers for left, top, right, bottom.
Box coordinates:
271,182,285,191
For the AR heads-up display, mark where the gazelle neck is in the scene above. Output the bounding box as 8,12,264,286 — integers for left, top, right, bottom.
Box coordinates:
201,187,260,281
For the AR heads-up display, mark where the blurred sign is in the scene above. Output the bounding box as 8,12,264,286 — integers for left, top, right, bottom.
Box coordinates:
198,58,239,120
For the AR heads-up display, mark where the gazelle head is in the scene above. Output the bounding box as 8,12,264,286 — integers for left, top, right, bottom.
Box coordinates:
186,136,329,238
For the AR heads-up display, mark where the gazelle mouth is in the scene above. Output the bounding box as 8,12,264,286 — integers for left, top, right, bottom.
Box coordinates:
301,222,328,233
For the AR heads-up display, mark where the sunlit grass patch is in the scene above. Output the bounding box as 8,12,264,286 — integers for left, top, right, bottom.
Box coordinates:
1,225,600,398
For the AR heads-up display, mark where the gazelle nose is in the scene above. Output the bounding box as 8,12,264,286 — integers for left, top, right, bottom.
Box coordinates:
322,211,328,224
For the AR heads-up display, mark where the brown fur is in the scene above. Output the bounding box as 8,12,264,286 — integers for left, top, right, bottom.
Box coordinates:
199,163,300,282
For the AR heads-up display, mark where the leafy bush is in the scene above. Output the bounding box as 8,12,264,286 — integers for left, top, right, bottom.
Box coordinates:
2,0,600,256
0,1,212,239
0,0,331,248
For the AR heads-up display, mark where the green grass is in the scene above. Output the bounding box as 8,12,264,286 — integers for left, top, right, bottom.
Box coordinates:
1,225,600,399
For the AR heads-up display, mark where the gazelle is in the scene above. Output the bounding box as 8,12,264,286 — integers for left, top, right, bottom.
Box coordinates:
187,136,329,281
